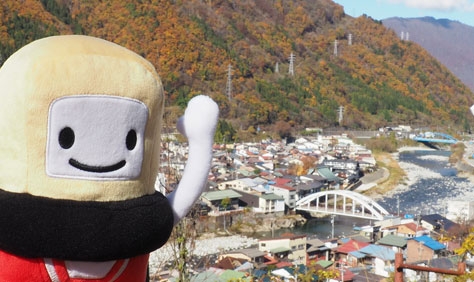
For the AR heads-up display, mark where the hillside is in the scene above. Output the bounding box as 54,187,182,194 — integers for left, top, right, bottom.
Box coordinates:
1,0,474,141
383,16,474,93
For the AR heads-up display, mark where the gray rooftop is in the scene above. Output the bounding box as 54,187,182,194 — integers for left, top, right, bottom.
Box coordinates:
201,189,242,201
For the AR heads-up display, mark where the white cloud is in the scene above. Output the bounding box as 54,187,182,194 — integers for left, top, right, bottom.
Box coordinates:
387,0,474,11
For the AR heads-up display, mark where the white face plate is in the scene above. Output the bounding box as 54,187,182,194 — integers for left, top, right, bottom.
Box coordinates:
46,95,148,180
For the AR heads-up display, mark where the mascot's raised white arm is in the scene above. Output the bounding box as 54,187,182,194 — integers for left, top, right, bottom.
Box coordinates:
0,35,218,281
168,95,219,225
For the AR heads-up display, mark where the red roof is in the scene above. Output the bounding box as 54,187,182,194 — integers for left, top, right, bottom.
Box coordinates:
336,239,370,254
398,222,427,232
272,184,295,191
272,178,295,191
276,261,293,268
338,268,355,281
263,254,278,265
275,178,292,185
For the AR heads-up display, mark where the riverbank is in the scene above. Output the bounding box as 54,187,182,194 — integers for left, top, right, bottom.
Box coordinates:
149,234,258,277
355,146,428,198
360,144,472,200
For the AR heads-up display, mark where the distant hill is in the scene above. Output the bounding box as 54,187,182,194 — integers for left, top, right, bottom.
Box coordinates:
383,17,474,93
1,1,474,139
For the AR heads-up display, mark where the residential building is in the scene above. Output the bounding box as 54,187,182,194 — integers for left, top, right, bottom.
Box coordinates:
271,265,318,281
321,158,359,171
269,178,297,210
382,222,429,238
335,239,370,267
200,189,242,212
293,181,325,202
217,177,260,192
236,189,285,214
306,238,330,263
357,244,395,277
259,233,307,265
259,193,285,214
218,248,266,267
446,200,474,222
314,166,342,188
421,214,460,234
376,234,407,253
406,235,445,263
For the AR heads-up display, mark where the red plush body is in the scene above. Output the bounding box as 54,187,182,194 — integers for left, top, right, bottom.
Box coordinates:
0,250,148,282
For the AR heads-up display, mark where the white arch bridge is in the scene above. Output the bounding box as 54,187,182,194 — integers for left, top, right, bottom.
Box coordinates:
295,190,390,221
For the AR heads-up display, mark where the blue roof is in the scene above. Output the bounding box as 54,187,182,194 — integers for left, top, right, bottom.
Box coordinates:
283,265,318,280
412,236,445,251
359,244,395,261
349,250,367,259
253,269,267,278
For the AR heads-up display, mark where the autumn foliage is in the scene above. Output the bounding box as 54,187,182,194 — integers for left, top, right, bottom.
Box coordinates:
1,0,473,139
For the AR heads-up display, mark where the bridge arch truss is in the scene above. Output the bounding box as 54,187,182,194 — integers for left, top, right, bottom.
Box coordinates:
412,132,457,144
295,190,390,221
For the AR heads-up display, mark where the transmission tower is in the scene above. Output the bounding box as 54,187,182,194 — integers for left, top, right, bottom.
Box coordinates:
288,53,295,76
338,105,344,124
348,34,352,46
405,32,409,41
334,39,338,56
401,31,405,40
275,62,279,73
225,64,232,100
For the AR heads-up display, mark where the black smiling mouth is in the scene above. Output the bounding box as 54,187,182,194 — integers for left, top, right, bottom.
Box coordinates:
69,159,126,173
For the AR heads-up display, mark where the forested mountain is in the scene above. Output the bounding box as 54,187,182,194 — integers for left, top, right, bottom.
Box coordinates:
1,0,473,141
383,17,474,94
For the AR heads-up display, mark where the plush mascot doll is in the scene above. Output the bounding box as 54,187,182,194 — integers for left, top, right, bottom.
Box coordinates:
0,35,218,281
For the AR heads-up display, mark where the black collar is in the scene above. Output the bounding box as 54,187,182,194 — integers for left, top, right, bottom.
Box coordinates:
0,190,174,261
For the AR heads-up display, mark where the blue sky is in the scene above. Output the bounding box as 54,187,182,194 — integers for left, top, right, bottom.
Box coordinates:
332,0,474,27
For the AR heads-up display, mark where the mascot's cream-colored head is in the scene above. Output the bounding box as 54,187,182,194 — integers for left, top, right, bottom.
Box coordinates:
0,35,218,263
0,35,163,201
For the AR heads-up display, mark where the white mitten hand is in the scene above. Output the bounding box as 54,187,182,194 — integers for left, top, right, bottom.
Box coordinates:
177,95,219,143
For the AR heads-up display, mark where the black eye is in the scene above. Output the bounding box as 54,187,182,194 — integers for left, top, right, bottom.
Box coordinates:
59,127,75,149
126,129,137,151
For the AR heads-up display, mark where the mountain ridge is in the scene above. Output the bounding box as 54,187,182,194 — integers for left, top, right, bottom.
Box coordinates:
383,16,474,93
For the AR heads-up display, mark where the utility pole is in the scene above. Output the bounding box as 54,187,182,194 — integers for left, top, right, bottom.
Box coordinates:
225,64,232,100
288,53,295,76
331,215,335,238
397,195,400,217
334,39,338,56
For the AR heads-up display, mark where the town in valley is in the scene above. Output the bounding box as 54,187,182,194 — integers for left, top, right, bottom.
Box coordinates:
151,126,474,281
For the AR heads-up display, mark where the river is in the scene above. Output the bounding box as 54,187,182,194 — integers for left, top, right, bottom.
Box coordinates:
259,148,474,240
